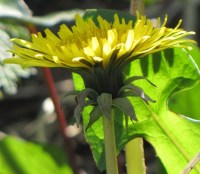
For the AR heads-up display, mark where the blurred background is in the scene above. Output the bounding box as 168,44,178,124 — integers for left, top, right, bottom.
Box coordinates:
0,0,199,174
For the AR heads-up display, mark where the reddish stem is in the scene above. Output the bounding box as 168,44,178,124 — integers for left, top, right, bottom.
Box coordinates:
43,68,68,139
27,25,78,173
43,68,78,174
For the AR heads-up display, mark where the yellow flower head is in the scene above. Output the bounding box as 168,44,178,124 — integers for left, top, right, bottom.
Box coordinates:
4,13,195,70
3,12,196,124
3,13,196,97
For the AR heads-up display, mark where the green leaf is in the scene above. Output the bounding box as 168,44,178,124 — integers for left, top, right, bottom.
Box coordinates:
75,47,200,172
137,109,200,174
82,106,105,170
0,136,73,174
83,9,136,24
72,9,200,173
72,73,85,90
97,93,112,119
125,47,200,174
168,45,200,120
168,83,200,120
184,43,200,70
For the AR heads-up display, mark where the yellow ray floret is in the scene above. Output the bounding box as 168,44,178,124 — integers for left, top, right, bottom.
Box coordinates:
4,13,195,69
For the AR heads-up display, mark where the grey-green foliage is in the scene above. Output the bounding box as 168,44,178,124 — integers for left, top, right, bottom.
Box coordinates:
0,0,84,27
0,0,32,17
0,0,34,96
0,29,35,96
0,0,84,97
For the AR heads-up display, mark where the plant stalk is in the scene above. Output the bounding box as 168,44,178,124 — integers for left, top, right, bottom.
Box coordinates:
43,68,78,174
125,1,146,174
130,0,145,15
27,25,78,173
125,138,146,174
102,112,119,174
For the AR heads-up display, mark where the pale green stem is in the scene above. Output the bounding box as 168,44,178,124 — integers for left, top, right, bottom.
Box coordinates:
125,138,146,174
126,1,146,174
102,113,119,174
130,0,145,15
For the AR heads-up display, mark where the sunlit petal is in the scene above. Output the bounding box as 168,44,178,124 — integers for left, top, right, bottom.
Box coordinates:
4,13,195,71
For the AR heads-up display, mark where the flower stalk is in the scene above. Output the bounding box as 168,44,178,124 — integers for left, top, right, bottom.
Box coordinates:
102,111,119,174
125,138,146,174
125,1,146,174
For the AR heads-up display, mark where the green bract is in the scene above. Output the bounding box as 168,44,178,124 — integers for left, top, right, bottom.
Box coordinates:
65,74,155,129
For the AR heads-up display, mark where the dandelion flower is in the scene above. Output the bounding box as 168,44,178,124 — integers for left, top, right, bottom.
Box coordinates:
4,13,195,68
4,13,195,97
3,12,196,124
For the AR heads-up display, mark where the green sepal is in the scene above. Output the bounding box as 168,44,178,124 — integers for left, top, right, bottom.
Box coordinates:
62,90,80,102
63,90,80,96
118,90,139,98
61,90,80,111
118,83,155,103
112,97,136,120
86,105,102,130
74,105,83,124
85,99,97,106
84,88,99,101
97,93,112,119
74,88,99,124
124,75,157,87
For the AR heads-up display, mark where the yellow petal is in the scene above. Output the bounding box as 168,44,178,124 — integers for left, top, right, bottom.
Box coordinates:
91,37,101,56
125,30,134,51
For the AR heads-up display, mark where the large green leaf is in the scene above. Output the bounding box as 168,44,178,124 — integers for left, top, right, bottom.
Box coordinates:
168,83,200,120
74,46,200,173
72,9,200,173
168,44,200,120
0,136,73,174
